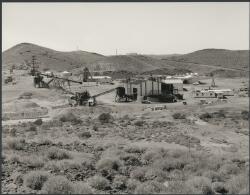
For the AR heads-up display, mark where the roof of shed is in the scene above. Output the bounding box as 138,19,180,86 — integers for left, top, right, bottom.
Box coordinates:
162,79,183,84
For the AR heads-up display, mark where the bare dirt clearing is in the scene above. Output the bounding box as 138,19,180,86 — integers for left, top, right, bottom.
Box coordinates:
2,73,249,194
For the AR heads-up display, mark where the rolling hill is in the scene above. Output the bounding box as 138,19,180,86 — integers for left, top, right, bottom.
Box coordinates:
2,43,105,71
162,49,249,72
2,43,249,77
2,43,174,73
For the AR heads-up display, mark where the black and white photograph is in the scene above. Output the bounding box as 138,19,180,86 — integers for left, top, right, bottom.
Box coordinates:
2,2,249,194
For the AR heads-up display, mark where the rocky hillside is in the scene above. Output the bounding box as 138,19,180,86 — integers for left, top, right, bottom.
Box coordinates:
2,43,105,71
163,49,249,71
3,43,249,77
2,43,172,73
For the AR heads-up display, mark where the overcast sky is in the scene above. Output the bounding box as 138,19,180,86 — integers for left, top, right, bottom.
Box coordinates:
2,2,249,55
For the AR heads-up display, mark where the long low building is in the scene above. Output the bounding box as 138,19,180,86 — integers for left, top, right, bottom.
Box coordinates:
90,76,112,83
194,89,234,98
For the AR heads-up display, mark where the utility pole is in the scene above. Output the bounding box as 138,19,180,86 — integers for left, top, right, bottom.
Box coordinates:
30,55,38,76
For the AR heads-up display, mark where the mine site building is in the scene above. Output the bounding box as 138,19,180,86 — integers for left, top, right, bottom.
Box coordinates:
90,76,112,83
121,78,183,101
194,89,233,98
174,74,199,84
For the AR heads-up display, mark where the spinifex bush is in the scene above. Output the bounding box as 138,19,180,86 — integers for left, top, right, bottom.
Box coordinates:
6,138,25,150
96,157,123,179
24,171,49,190
47,147,71,160
112,175,127,190
98,113,113,123
185,176,213,194
41,176,74,194
134,180,167,194
33,118,43,126
225,174,249,194
22,155,45,168
120,153,141,166
172,112,186,119
130,167,148,182
88,175,110,190
73,182,93,194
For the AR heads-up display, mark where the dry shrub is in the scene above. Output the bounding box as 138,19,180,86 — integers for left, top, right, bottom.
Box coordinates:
26,125,37,132
5,138,25,150
212,182,228,194
226,174,249,194
101,146,125,158
174,134,200,147
124,145,146,154
199,113,212,121
44,161,62,172
203,170,222,182
127,178,141,192
112,175,127,190
134,180,167,194
169,169,185,181
78,131,92,139
185,176,213,195
88,175,110,190
22,155,45,168
11,172,23,185
93,125,98,131
73,182,93,194
44,159,90,172
130,167,147,182
8,153,20,163
33,118,43,126
168,149,187,158
120,153,141,166
206,155,223,171
39,138,53,146
58,111,82,124
213,110,226,118
219,163,240,176
24,171,49,190
47,147,71,160
153,158,186,172
42,119,63,128
9,128,17,137
145,167,167,182
142,148,168,164
134,120,144,126
167,180,193,194
96,157,123,179
172,112,186,119
241,110,249,120
42,176,73,194
98,113,113,123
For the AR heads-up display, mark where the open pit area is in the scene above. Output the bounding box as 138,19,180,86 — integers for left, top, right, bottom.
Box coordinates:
2,72,249,194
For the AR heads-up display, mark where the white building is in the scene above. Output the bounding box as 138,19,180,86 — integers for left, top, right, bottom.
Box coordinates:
91,76,112,83
174,74,199,84
194,89,233,98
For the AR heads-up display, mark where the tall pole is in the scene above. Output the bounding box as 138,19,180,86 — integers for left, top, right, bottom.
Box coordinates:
31,55,37,76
